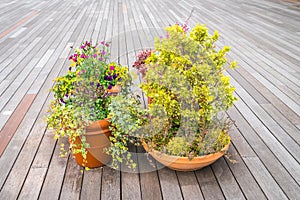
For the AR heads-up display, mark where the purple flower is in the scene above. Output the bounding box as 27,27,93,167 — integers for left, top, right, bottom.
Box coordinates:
68,55,73,60
80,54,85,58
166,33,170,39
99,57,103,61
81,69,86,73
101,50,106,55
100,40,105,45
105,43,110,47
65,94,69,98
110,66,115,70
90,82,94,86
108,76,113,81
104,75,108,80
107,85,112,89
113,74,118,79
60,98,66,104
80,45,85,49
74,53,78,57
96,83,100,87
69,67,72,71
93,54,97,58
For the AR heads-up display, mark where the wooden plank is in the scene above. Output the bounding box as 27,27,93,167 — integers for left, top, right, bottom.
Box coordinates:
0,1,84,192
231,79,300,184
121,144,142,200
195,167,225,200
122,172,142,200
261,103,300,144
140,171,162,200
0,10,39,39
80,168,102,200
38,139,69,200
0,94,36,156
157,168,183,200
137,146,163,200
227,69,269,105
59,158,83,200
226,144,267,199
101,166,121,200
232,64,300,125
17,130,56,199
244,157,288,199
176,171,204,200
212,158,246,199
227,106,300,199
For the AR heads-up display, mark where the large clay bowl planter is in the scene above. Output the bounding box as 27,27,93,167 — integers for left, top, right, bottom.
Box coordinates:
142,141,230,171
72,119,112,168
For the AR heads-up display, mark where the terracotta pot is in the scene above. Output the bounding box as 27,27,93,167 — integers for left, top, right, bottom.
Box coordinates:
142,140,230,171
72,119,112,168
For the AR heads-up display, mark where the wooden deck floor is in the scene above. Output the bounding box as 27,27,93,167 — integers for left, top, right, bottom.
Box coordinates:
0,0,300,199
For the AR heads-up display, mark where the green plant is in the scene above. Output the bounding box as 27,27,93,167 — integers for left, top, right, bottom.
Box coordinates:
131,23,237,160
107,93,148,169
46,41,129,167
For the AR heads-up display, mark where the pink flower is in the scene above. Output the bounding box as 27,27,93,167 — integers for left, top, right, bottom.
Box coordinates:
93,54,97,58
99,57,103,61
100,40,105,45
110,66,115,70
101,50,106,55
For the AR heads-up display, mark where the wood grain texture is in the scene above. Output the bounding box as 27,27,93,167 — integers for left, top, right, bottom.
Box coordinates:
0,94,36,156
0,0,299,199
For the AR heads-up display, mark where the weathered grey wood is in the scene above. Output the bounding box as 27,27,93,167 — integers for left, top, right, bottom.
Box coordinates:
122,172,142,200
227,106,300,199
158,168,183,200
80,168,102,200
101,166,121,200
225,144,267,200
140,171,163,200
231,78,300,185
0,0,300,199
59,158,83,200
212,158,246,199
195,167,225,200
137,146,163,200
121,145,142,200
244,157,288,199
176,171,204,200
17,130,56,199
38,139,69,200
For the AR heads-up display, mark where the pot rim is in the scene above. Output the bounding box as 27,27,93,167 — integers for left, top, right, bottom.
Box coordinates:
142,139,231,160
